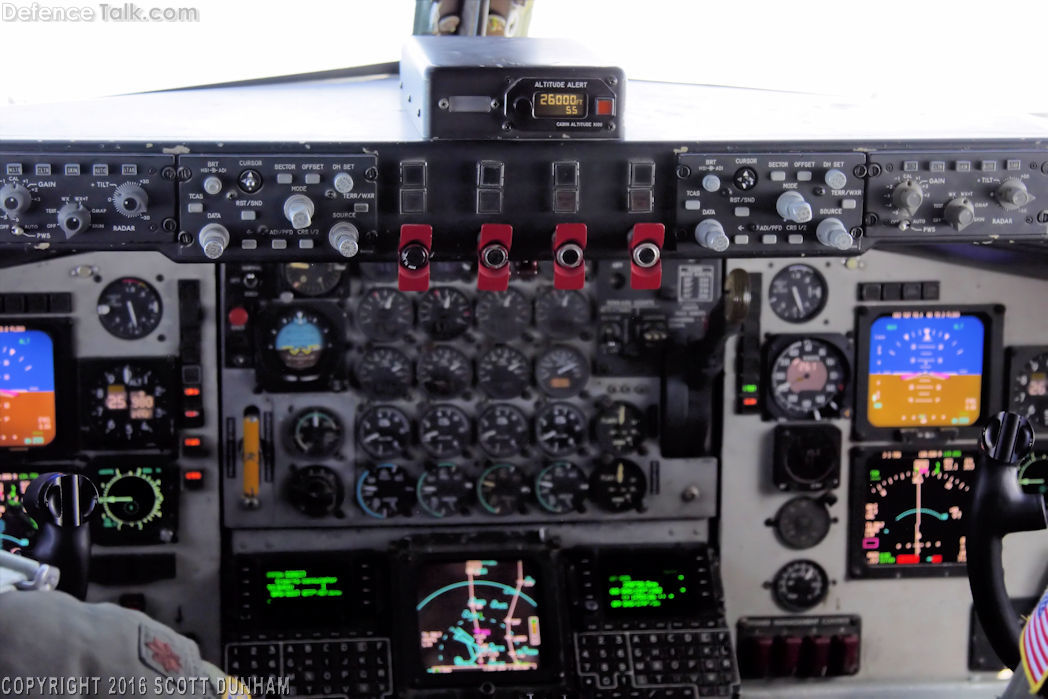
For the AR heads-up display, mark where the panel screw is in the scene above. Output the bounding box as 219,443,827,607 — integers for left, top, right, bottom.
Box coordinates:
364,167,378,181
160,166,176,180
1037,210,1048,224
438,98,450,110
162,217,177,232
676,165,691,179
177,231,193,245
853,164,868,178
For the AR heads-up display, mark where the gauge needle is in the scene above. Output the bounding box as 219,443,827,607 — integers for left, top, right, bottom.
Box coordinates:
101,496,135,503
126,301,138,327
791,286,805,312
558,362,578,374
914,474,923,556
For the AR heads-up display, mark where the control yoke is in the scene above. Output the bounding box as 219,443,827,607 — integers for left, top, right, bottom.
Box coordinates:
23,473,98,600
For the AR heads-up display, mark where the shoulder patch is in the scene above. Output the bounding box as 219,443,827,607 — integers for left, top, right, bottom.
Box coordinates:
138,624,201,677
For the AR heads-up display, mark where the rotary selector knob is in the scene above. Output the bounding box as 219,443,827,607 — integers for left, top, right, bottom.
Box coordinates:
202,176,223,195
198,223,230,259
328,222,360,258
824,168,848,190
286,465,343,518
111,183,149,217
996,178,1033,210
332,172,355,194
776,191,813,223
694,219,729,252
892,179,924,219
816,217,853,250
56,202,92,238
944,197,976,231
701,174,722,192
283,194,315,229
0,183,32,217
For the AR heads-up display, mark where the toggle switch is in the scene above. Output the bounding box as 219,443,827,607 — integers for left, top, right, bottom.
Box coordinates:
552,223,587,290
398,224,433,292
628,223,664,290
477,223,513,291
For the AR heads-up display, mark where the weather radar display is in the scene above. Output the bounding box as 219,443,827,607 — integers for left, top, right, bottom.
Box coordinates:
867,312,985,427
0,326,57,447
417,559,542,675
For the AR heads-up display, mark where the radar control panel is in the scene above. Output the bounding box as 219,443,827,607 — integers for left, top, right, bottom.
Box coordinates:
0,138,1047,698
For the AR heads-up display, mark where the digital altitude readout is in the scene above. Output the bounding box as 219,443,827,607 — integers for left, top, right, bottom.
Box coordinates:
0,326,57,447
417,559,542,675
852,449,977,577
867,312,985,427
532,92,587,118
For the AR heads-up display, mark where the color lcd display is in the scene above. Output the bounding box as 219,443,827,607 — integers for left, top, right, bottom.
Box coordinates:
867,313,985,427
599,555,700,617
249,557,351,628
0,327,57,447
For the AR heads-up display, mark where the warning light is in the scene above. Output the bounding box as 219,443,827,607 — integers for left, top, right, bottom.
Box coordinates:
183,387,201,397
184,409,201,419
742,397,758,407
184,470,203,481
183,437,202,448
595,97,615,116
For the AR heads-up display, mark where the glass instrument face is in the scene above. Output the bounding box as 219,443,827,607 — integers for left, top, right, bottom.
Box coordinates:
0,327,56,447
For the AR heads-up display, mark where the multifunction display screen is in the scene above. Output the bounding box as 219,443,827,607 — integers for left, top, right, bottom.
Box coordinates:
0,326,57,447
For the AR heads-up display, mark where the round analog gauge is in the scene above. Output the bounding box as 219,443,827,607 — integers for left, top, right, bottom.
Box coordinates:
534,289,591,339
589,458,646,513
418,404,471,458
1018,454,1048,496
97,467,164,531
477,463,530,515
594,401,646,455
0,471,40,553
535,461,589,514
475,290,531,341
356,405,412,460
535,402,587,457
477,345,530,399
858,450,975,569
287,465,344,518
355,347,412,399
768,265,827,323
772,559,829,612
282,262,346,297
269,308,333,372
535,345,590,398
82,360,174,448
97,277,163,339
357,287,414,342
477,404,529,458
356,463,415,519
289,408,344,458
1011,350,1048,430
418,287,473,340
773,496,832,550
769,338,848,419
416,463,473,518
417,346,472,398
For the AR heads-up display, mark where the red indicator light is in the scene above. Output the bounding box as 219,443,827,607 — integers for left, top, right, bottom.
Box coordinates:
183,437,202,448
595,98,614,116
929,555,943,564
742,397,758,407
896,554,919,564
227,306,249,328
184,409,200,419
184,387,201,397
184,471,203,481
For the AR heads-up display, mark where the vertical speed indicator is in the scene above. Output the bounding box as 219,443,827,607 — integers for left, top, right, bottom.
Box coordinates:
768,265,827,323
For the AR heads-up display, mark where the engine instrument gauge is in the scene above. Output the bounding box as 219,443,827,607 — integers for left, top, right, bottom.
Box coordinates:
477,345,530,399
535,345,590,398
81,359,175,449
282,262,346,297
356,405,412,460
1010,348,1048,431
97,277,163,339
356,463,415,519
286,465,343,518
849,449,977,578
771,559,829,612
268,308,333,372
589,458,646,513
417,287,473,340
289,407,344,457
475,289,531,340
418,404,471,458
773,496,831,550
477,404,529,457
477,463,530,515
93,465,176,544
534,289,591,339
535,461,588,514
768,264,827,323
357,287,413,342
355,347,412,399
1018,453,1048,496
416,463,473,518
535,402,587,456
768,337,848,419
417,346,472,398
594,401,646,454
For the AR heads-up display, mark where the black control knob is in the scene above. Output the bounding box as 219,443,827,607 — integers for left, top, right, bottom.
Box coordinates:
111,183,149,218
943,197,976,231
400,242,430,271
0,182,32,217
891,179,924,219
24,473,99,599
56,202,92,238
286,465,343,518
996,178,1032,210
